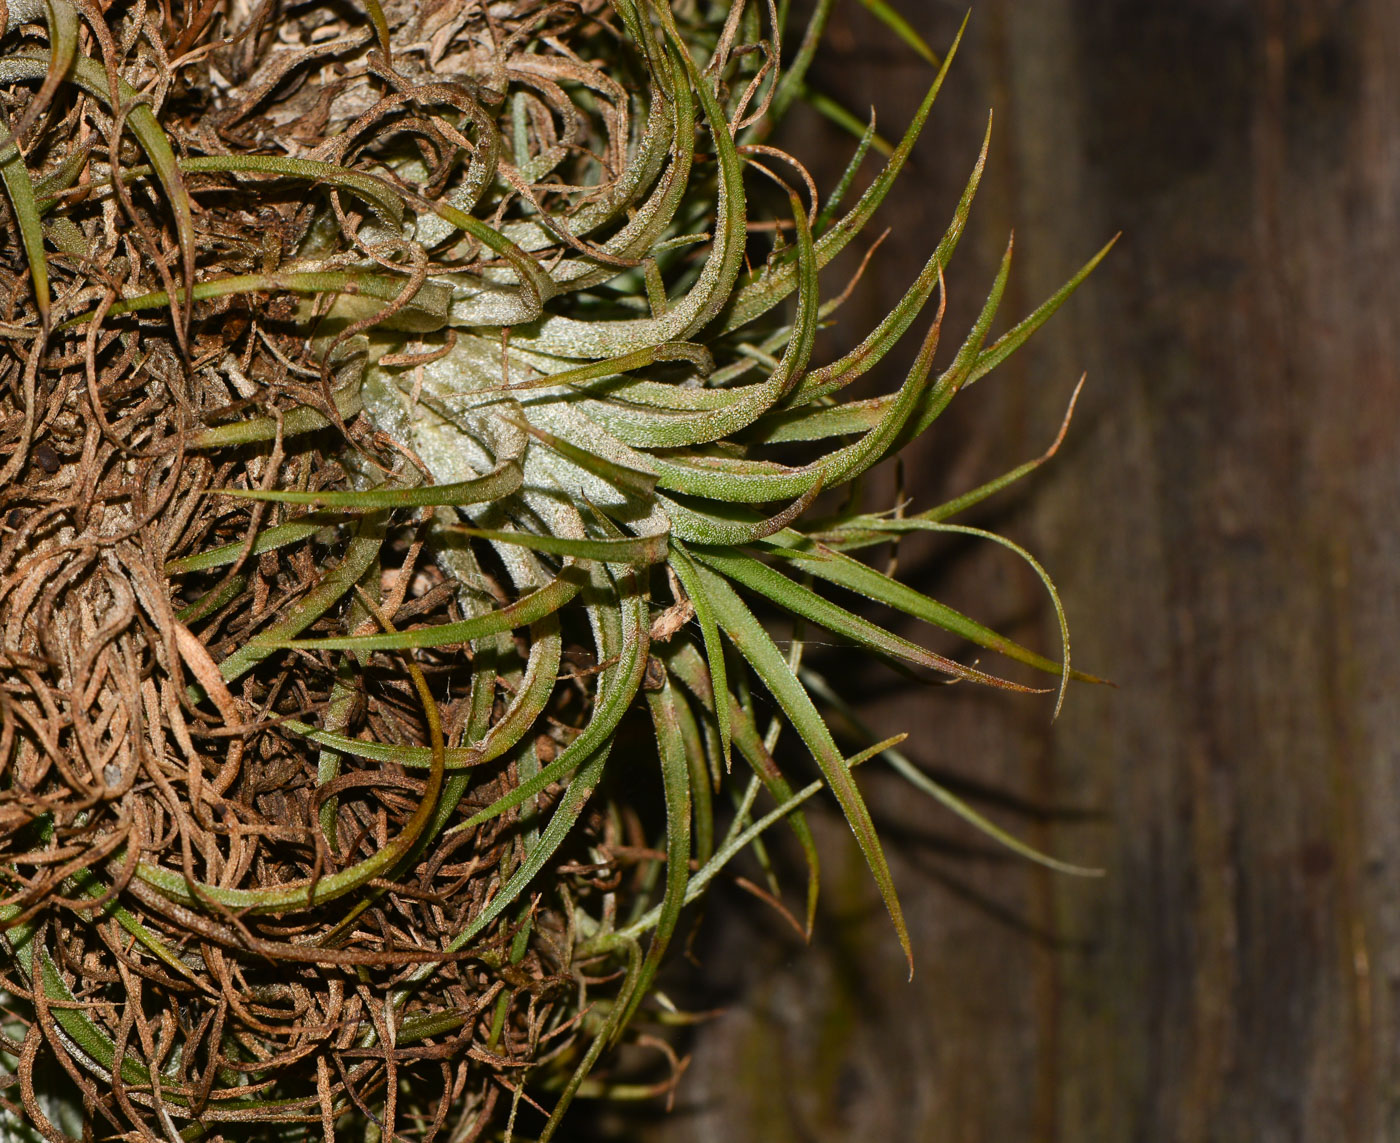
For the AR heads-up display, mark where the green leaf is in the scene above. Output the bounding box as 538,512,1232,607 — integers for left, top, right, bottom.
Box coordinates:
802,668,1103,877
660,477,824,544
0,138,48,326
437,558,650,835
215,457,521,510
783,115,988,406
827,517,1076,718
619,729,901,942
217,511,386,682
965,234,1119,387
648,271,948,503
185,383,364,450
445,523,669,565
0,53,198,336
723,14,967,334
512,413,658,499
509,2,747,358
814,105,881,232
615,677,694,1034
61,268,452,331
694,561,913,973
664,639,823,932
762,529,1089,682
112,152,405,225
165,513,345,575
587,190,819,450
800,85,894,156
856,0,940,65
667,541,731,764
268,561,584,654
695,546,1043,691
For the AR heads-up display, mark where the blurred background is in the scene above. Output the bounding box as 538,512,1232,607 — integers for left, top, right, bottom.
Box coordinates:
614,0,1400,1140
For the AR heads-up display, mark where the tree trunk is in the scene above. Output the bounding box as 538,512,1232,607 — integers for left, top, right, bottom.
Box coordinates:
631,2,1400,1140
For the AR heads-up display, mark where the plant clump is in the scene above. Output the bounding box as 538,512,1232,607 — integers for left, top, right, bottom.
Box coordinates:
0,0,1108,1139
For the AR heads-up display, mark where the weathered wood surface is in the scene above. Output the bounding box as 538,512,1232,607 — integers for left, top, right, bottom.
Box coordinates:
627,1,1400,1140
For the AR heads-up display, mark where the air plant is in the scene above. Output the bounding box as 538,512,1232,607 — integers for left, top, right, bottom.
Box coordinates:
0,0,1108,1139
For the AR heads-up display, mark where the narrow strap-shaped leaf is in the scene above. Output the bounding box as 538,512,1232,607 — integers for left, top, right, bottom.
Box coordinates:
897,234,1015,445
511,41,693,295
659,475,823,544
720,228,1005,497
693,561,912,973
647,245,962,504
487,341,713,394
747,396,887,444
768,0,836,123
61,268,452,330
435,558,650,834
165,512,345,575
695,546,1042,691
784,115,987,406
36,944,159,1087
619,731,901,943
965,234,1118,387
667,541,731,764
667,639,823,933
185,383,363,450
613,677,693,1034
218,509,386,682
0,136,49,325
362,0,391,62
113,152,405,224
430,745,608,976
537,936,642,1143
320,573,559,788
593,190,818,449
668,678,715,864
174,572,244,625
64,865,200,985
316,649,363,851
830,517,1076,718
507,1,747,358
856,0,940,65
722,14,967,334
762,530,1090,682
446,523,668,566
814,104,879,234
215,457,521,510
820,386,1088,552
0,54,197,336
801,669,1102,876
289,576,558,778
512,412,658,498
285,722,479,769
415,563,647,966
319,605,558,949
830,377,1093,542
31,133,87,203
2,1,78,153
429,199,555,319
268,561,584,653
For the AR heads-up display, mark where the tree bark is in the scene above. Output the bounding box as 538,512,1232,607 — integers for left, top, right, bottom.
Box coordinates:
628,1,1400,1141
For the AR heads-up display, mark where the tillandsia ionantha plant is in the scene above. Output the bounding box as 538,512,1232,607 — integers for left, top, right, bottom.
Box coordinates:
0,0,1111,1138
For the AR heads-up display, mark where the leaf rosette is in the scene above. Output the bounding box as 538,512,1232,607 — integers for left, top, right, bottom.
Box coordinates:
0,0,1107,1138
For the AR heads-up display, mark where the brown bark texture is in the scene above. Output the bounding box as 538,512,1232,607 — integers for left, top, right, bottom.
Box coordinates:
624,1,1400,1141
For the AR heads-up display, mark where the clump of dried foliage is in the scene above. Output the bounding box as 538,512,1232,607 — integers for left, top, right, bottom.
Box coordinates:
0,0,1107,1139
